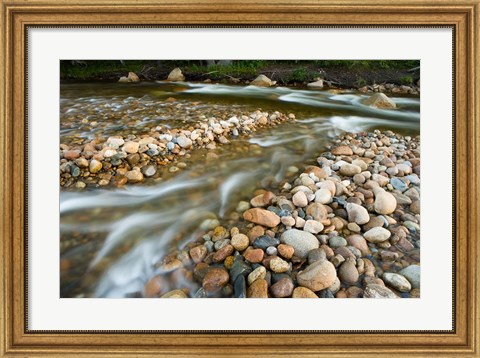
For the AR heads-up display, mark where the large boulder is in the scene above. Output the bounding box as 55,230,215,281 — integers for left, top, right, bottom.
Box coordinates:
251,74,274,87
118,72,140,83
167,68,185,81
362,93,396,109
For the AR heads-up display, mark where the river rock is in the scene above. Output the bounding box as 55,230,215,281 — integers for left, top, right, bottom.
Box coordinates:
328,236,347,248
331,145,353,156
89,159,102,173
362,93,397,109
167,67,185,81
247,278,268,298
122,141,139,154
243,248,264,263
346,203,370,225
233,276,247,298
374,190,397,215
303,220,324,234
399,265,420,289
292,191,308,207
231,234,250,251
338,258,359,284
364,227,391,243
304,165,327,180
346,234,370,256
125,169,144,183
314,188,332,204
161,289,187,298
213,244,234,262
364,284,398,298
253,235,280,250
142,165,157,177
269,257,290,273
127,72,140,82
229,259,252,283
292,287,318,298
382,272,411,292
144,276,167,297
271,277,294,297
203,268,229,292
307,79,324,88
189,245,207,263
177,135,193,149
339,163,362,176
248,266,266,285
243,208,280,227
277,244,294,260
251,74,273,87
305,203,328,221
391,177,409,192
297,260,337,292
280,229,319,258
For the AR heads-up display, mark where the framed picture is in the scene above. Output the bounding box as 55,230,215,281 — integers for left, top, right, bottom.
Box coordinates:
1,0,479,356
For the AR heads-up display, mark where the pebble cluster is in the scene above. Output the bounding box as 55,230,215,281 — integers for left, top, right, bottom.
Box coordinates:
145,130,421,298
59,110,295,188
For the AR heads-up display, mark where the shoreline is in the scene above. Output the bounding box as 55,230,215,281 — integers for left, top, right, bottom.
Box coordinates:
135,129,421,299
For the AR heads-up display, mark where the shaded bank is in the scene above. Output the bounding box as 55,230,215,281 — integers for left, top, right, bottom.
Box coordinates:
61,60,420,89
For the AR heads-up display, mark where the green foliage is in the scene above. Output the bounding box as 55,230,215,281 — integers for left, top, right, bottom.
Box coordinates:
355,77,367,87
60,60,147,79
399,75,414,86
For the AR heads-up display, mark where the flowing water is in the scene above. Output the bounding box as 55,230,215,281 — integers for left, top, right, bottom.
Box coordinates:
60,81,420,298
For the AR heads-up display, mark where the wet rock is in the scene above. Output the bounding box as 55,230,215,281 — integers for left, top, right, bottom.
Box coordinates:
247,278,268,298
297,260,337,292
331,145,353,156
292,287,318,298
270,277,294,297
231,234,250,251
244,248,264,263
292,191,308,207
243,208,280,227
383,272,412,292
305,202,328,221
144,275,167,298
177,135,193,149
234,275,247,298
328,236,347,248
338,258,359,285
203,268,229,292
141,165,157,177
248,266,267,285
122,141,139,154
374,190,397,215
277,244,294,260
314,189,332,204
280,229,319,258
364,227,391,243
213,244,234,262
161,289,188,298
269,257,290,273
125,169,144,183
64,150,81,160
399,264,420,289
189,245,207,263
338,163,360,177
303,220,324,234
346,234,370,256
364,284,398,298
253,235,280,250
229,259,252,283
346,202,370,225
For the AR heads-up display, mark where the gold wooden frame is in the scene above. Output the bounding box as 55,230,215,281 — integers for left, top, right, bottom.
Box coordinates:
1,0,479,356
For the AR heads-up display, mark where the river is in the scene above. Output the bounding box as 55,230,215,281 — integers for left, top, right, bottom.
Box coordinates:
60,81,420,298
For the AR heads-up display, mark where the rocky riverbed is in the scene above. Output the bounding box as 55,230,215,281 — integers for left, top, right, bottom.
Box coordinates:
139,130,421,299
